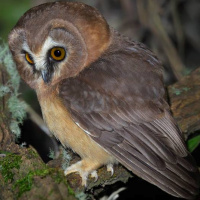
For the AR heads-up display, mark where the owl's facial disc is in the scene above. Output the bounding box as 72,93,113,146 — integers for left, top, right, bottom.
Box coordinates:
23,37,67,83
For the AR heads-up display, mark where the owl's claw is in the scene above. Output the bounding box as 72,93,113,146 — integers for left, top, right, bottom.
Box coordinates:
107,164,114,176
64,161,89,186
64,161,82,176
64,160,101,186
90,170,98,182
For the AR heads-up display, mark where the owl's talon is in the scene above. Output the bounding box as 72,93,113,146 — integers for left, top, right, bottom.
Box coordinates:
64,161,82,176
107,164,114,176
90,170,98,182
64,160,102,186
64,161,88,186
81,172,89,187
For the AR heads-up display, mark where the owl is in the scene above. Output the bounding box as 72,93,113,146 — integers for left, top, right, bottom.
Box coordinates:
8,2,199,199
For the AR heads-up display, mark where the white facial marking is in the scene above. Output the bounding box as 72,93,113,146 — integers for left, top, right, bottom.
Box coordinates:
23,37,65,71
22,42,32,54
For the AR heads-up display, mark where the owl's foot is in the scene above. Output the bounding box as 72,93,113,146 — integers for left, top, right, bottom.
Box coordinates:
90,170,98,182
64,159,101,186
107,163,114,176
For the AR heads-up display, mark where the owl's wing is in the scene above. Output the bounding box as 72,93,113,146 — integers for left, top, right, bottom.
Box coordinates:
59,41,199,199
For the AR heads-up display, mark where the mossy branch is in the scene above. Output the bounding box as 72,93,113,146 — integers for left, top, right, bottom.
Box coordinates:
168,67,200,138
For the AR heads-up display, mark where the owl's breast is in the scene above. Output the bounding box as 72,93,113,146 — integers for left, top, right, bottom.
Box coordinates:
37,90,114,163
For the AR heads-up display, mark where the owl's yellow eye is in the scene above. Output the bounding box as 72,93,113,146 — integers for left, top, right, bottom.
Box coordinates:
25,53,34,65
50,47,65,61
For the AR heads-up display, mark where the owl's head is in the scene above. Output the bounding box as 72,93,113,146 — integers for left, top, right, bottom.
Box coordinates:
8,2,110,89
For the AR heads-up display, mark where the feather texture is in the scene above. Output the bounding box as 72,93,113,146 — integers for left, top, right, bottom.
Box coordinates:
59,30,199,199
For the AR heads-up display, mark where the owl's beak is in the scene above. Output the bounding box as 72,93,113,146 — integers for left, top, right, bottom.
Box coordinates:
41,69,51,83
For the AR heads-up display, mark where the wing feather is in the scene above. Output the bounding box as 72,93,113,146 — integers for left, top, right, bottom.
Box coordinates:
90,113,113,131
118,139,165,169
118,142,196,193
59,37,199,199
110,146,196,199
123,125,177,163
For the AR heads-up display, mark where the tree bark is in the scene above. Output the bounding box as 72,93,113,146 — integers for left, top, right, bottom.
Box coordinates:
168,67,200,138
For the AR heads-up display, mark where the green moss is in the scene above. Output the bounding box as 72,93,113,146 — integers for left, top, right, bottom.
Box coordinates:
50,169,76,197
0,152,22,183
0,150,75,199
171,87,181,96
13,171,33,198
14,168,49,198
171,86,191,96
13,165,75,199
51,171,64,184
67,184,75,196
51,170,75,196
182,87,190,92
27,148,39,159
13,168,51,198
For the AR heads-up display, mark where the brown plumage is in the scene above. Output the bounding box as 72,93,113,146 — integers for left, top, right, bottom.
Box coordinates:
8,2,199,199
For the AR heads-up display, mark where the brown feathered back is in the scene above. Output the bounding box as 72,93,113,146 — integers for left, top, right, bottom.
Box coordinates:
59,29,200,199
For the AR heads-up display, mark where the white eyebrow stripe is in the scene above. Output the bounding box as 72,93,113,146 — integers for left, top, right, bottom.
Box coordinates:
35,37,64,70
40,37,62,56
22,42,32,54
23,37,65,71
